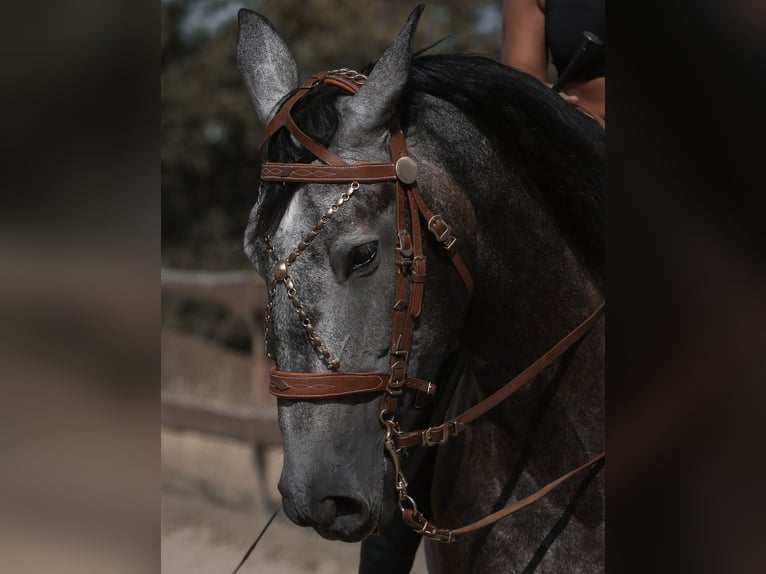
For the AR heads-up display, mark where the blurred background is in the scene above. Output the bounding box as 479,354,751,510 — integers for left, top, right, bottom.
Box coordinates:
160,1,504,572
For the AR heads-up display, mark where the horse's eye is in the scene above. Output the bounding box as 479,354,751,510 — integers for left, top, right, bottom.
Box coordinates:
351,241,378,271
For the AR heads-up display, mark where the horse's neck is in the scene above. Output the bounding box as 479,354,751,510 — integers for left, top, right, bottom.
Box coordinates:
412,86,604,574
411,98,602,371
413,101,603,448
435,138,603,471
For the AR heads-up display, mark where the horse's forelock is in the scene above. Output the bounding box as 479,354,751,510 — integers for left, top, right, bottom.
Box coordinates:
253,82,352,239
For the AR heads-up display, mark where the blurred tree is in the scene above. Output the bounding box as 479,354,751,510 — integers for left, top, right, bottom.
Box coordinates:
161,0,501,270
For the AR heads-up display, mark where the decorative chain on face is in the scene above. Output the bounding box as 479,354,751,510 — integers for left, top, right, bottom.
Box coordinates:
262,181,360,370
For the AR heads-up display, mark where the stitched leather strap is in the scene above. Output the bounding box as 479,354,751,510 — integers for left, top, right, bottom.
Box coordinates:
258,83,312,150
259,73,350,165
408,183,474,297
270,367,435,399
394,303,605,542
380,123,418,418
401,451,605,542
261,162,397,183
395,301,605,448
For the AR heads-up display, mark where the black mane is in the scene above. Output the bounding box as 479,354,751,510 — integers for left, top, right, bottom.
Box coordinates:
404,54,604,284
259,54,604,283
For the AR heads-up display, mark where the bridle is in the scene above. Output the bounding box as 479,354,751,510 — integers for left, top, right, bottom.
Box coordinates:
257,68,605,543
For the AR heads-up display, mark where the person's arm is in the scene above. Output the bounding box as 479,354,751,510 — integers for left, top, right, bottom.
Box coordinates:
501,0,548,82
502,0,580,104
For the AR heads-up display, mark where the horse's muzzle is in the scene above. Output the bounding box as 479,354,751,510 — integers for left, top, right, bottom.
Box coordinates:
279,481,378,542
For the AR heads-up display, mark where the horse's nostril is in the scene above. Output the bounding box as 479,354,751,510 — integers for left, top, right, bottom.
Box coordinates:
316,496,363,527
329,496,363,518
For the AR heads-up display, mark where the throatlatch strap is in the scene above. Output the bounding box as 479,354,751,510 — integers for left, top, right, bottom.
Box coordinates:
408,183,473,298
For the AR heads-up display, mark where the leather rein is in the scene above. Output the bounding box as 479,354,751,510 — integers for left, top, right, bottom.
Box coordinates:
258,69,605,543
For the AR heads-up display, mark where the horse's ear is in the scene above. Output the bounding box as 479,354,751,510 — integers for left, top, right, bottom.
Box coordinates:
236,9,299,125
343,4,424,131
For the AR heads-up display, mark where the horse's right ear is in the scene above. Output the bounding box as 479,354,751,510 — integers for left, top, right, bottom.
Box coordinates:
340,4,424,136
236,9,299,125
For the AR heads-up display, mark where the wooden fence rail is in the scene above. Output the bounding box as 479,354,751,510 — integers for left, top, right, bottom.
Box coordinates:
161,267,277,445
161,393,281,445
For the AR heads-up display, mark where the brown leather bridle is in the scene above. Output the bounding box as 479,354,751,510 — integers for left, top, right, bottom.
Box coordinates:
258,69,605,543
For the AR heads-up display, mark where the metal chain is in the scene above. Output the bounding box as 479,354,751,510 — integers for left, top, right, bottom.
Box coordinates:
381,416,450,542
283,274,340,370
264,281,277,361
261,182,359,370
326,68,368,84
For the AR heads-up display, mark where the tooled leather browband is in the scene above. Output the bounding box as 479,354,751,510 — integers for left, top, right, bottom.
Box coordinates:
261,163,397,183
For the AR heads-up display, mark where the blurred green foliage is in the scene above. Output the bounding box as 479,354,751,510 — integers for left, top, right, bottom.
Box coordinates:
161,0,501,270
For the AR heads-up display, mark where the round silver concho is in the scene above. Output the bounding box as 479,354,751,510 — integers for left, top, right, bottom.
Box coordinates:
395,157,418,184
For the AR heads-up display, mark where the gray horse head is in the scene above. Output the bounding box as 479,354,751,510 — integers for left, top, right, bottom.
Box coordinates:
238,6,472,541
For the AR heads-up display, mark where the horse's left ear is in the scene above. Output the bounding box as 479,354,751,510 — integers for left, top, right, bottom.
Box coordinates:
342,4,424,132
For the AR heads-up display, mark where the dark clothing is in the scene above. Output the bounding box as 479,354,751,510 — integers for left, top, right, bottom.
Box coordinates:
545,0,605,81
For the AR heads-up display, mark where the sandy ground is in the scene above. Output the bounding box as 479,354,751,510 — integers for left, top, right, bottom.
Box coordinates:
161,428,428,573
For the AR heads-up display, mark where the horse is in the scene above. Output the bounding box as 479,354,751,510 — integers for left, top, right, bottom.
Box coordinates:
238,5,604,573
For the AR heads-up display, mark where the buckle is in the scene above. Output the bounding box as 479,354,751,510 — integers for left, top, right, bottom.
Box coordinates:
422,427,450,447
395,258,412,273
427,215,449,241
414,382,435,409
391,334,409,362
421,421,464,447
411,514,453,543
412,255,427,274
427,215,457,252
442,236,457,252
388,360,408,388
392,348,409,362
397,229,413,257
